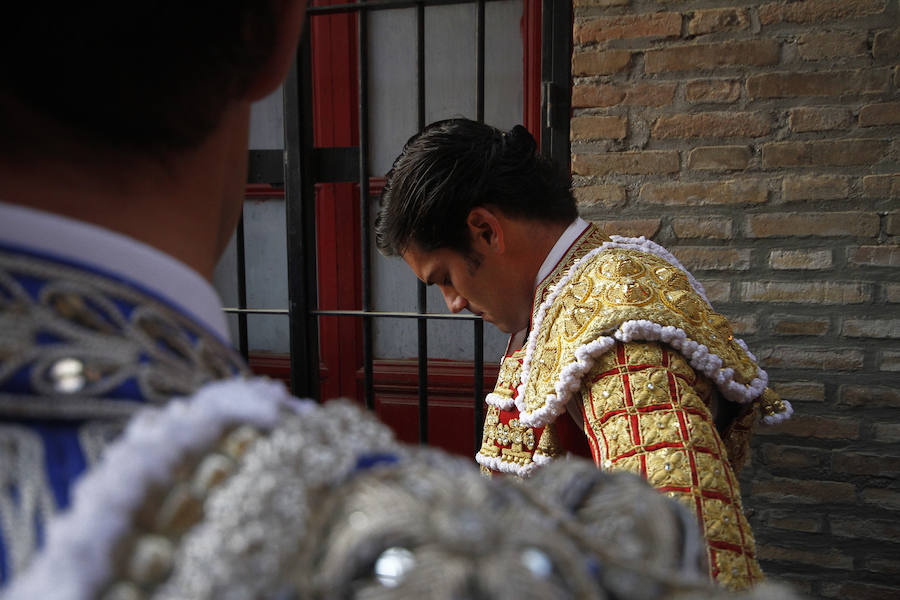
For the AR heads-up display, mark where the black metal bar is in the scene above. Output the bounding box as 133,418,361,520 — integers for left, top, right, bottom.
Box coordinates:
236,213,249,360
417,2,425,128
473,318,484,454
540,0,572,165
471,0,487,454
224,308,483,320
416,0,429,444
307,0,504,16
358,7,376,411
283,25,321,400
247,150,285,185
475,0,485,122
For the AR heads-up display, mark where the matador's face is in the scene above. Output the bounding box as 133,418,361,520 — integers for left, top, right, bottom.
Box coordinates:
401,243,533,334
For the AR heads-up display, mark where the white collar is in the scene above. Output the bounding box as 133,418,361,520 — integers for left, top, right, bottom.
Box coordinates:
0,201,230,343
534,217,590,289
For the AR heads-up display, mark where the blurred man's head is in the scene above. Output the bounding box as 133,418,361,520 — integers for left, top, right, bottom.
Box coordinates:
376,119,577,333
0,2,305,278
0,2,298,161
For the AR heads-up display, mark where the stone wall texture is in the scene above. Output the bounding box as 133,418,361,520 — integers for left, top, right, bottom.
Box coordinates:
571,0,900,597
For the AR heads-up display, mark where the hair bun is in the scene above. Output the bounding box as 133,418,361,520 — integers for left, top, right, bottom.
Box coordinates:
506,124,537,154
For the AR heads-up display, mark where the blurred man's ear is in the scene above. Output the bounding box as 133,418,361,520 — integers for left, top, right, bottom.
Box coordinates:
245,0,307,101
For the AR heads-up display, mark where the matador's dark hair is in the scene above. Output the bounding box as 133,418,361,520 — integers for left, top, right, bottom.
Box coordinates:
375,118,576,257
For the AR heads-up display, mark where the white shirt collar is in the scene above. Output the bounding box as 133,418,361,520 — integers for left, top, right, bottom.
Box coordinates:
534,217,590,289
0,201,230,343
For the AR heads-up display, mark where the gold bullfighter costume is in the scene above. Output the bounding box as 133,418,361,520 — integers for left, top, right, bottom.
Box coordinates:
477,219,793,590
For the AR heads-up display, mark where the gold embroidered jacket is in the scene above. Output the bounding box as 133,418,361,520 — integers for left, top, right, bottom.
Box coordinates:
476,224,792,590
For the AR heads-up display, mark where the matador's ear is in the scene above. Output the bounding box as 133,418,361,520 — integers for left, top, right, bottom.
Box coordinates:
466,206,505,253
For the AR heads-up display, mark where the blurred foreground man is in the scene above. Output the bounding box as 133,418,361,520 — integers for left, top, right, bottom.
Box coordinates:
0,0,306,583
376,119,794,590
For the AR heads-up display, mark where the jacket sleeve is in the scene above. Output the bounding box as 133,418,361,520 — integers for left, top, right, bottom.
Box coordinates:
578,340,764,591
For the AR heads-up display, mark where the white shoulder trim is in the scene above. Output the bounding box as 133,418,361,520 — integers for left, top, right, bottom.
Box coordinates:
514,239,775,429
485,392,516,410
517,320,771,429
475,451,551,479
4,377,305,600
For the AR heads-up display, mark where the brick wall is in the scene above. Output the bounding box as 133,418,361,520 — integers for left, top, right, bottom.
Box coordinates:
571,1,900,597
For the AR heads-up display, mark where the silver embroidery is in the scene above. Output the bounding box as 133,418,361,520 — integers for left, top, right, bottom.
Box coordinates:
0,426,57,579
0,249,247,418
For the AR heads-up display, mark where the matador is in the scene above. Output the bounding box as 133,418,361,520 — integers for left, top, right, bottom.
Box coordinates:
376,118,794,591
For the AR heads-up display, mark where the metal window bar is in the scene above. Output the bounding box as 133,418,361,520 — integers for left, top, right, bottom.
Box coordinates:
233,0,571,453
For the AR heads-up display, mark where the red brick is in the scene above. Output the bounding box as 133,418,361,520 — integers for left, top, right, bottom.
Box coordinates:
671,216,732,239
752,477,856,503
727,313,758,334
887,212,900,235
758,415,861,440
865,558,900,575
881,351,900,371
887,283,900,303
798,31,868,60
875,423,900,443
840,385,900,407
822,582,900,600
639,180,766,206
833,454,900,478
762,139,889,168
572,82,677,108
759,509,823,533
862,488,900,510
654,112,771,139
574,0,629,6
762,444,829,469
873,28,900,60
572,50,631,76
759,545,853,570
571,115,627,140
781,175,849,202
644,40,779,73
687,146,751,170
742,281,872,304
841,318,900,338
862,174,900,197
788,107,853,132
573,184,626,209
687,8,749,35
748,69,891,99
669,247,750,271
575,12,681,44
859,101,900,126
757,346,866,369
698,279,730,303
759,0,886,25
847,245,900,267
771,315,830,335
769,249,832,270
773,381,825,402
684,79,741,104
746,212,879,238
572,151,679,176
592,219,661,239
829,515,900,542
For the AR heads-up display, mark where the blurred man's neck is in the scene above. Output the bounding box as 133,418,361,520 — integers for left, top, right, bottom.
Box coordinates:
0,101,252,281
